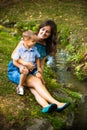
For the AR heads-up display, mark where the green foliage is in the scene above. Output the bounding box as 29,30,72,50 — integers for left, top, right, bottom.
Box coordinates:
43,65,60,89
65,34,87,81
67,52,83,64
0,29,20,61
16,20,39,32
57,24,70,46
50,117,64,130
62,87,82,100
66,43,84,64
66,44,75,54
75,64,86,81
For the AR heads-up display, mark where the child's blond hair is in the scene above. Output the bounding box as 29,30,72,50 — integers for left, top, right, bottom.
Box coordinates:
22,30,37,41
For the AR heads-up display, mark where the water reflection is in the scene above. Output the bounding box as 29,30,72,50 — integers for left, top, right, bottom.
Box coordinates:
55,49,87,130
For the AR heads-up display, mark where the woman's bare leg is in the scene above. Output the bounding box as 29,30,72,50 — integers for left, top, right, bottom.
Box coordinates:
30,88,49,108
26,76,67,108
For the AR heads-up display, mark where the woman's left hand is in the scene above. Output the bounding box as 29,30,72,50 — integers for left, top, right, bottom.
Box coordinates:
36,72,45,84
36,72,42,78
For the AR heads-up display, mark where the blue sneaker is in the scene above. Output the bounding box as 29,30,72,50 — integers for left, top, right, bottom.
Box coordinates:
42,104,57,113
57,102,70,112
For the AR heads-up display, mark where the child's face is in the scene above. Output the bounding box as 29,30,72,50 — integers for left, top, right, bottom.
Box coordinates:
24,38,36,48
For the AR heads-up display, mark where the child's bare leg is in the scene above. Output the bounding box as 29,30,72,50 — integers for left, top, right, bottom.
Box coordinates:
17,67,29,95
19,66,29,86
19,73,27,86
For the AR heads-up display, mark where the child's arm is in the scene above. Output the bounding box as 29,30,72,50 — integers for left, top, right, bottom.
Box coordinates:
12,46,29,73
13,60,24,73
18,59,35,71
13,60,28,74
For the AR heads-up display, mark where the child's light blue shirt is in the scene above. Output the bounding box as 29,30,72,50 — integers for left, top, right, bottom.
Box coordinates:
12,44,40,68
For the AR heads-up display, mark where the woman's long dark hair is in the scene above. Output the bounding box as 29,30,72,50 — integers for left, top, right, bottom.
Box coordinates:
37,20,58,55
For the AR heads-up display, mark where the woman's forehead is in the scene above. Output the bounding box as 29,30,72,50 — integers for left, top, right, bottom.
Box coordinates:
41,26,51,31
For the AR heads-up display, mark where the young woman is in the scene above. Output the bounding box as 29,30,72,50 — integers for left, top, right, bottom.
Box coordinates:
8,20,70,113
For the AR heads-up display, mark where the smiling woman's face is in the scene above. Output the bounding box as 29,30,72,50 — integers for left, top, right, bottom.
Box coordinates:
37,25,51,40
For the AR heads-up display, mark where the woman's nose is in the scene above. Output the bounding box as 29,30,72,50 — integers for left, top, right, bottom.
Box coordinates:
42,30,46,35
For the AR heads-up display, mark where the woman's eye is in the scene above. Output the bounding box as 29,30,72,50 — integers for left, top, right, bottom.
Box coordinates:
42,28,45,31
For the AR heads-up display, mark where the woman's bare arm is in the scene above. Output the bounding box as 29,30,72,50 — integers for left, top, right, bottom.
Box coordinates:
13,59,23,69
40,57,46,71
36,58,42,73
11,40,23,58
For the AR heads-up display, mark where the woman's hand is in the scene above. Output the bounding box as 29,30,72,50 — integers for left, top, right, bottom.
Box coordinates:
37,68,43,74
36,72,45,84
36,72,42,79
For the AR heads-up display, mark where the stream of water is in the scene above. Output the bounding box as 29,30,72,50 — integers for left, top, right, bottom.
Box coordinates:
55,49,87,130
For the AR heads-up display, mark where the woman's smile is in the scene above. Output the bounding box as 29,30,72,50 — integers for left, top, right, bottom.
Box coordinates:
38,26,51,39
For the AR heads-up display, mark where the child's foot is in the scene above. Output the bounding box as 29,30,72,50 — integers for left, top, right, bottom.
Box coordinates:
17,86,24,95
42,104,57,113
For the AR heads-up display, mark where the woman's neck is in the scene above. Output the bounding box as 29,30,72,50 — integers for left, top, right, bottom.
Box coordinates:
37,38,46,45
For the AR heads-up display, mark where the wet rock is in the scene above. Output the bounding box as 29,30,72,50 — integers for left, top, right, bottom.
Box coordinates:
26,118,54,130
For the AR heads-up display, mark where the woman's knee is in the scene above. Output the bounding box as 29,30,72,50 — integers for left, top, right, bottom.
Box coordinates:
26,76,42,87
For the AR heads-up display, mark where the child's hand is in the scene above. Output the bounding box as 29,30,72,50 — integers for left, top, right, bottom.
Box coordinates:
20,66,29,74
24,62,34,71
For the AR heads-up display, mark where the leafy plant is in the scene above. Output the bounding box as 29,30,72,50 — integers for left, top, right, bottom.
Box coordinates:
57,24,70,46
